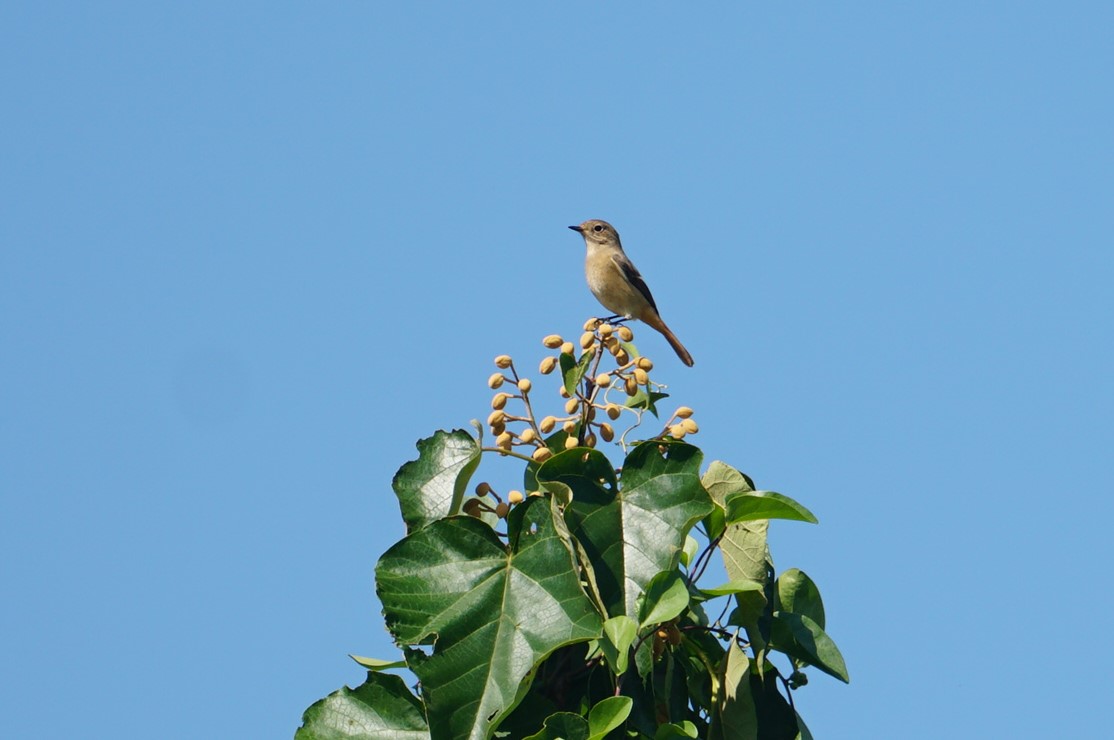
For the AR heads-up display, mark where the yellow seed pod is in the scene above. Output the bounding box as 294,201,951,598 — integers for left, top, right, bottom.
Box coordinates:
494,355,513,368
604,335,619,348
669,424,686,439
636,357,654,371
614,350,630,365
606,403,621,420
594,373,611,387
564,436,579,450
488,373,506,389
598,323,614,337
532,447,553,462
682,418,699,434
560,341,575,356
625,376,638,396
495,502,510,518
487,409,505,426
580,332,596,350
539,356,557,374
599,423,614,442
565,398,579,415
540,416,557,433
634,368,650,386
475,482,493,497
508,490,524,504
517,378,532,393
583,317,601,331
528,490,543,497
562,420,577,434
675,406,694,419
617,326,634,341
584,433,597,448
559,385,570,398
585,405,596,421
542,334,563,348
491,421,505,436
519,428,538,444
491,393,509,410
496,431,513,449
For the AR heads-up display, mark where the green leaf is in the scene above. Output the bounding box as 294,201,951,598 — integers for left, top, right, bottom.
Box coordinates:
524,712,590,740
709,639,757,740
600,615,638,674
702,463,770,616
654,720,699,739
725,590,767,630
560,349,595,398
375,497,603,740
769,612,849,683
639,569,691,627
587,696,633,739
680,535,699,568
624,388,668,416
392,429,480,532
723,491,818,525
700,579,765,598
547,441,712,617
295,672,429,740
348,655,406,671
776,569,825,630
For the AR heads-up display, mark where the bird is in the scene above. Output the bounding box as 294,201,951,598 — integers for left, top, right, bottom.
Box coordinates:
568,219,694,367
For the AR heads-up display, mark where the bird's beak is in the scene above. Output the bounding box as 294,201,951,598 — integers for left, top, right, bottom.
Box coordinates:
568,225,583,233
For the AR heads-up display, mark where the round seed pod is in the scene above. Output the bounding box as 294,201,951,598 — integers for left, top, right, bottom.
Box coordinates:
625,377,638,396
519,428,538,444
508,490,524,504
539,356,557,374
598,323,614,337
617,326,634,341
681,418,699,434
562,420,576,434
474,482,493,497
542,334,563,348
540,416,557,433
583,317,601,331
594,373,611,387
565,398,579,414
636,357,653,371
495,502,510,518
633,368,650,386
675,406,694,418
669,424,686,439
494,355,513,368
564,436,579,450
491,393,509,410
560,341,575,356
580,332,596,349
606,403,621,420
532,447,553,462
584,433,597,448
599,423,614,442
488,373,506,389
487,409,505,426
496,431,513,449
517,378,532,393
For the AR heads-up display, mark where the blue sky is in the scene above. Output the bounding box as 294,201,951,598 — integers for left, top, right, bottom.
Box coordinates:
2,3,1111,737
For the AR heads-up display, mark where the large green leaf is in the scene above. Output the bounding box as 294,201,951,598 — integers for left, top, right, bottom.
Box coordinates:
542,441,712,618
724,491,817,525
709,639,757,740
769,612,849,683
391,429,480,532
702,463,771,619
295,672,429,740
375,497,602,740
776,569,825,630
524,712,590,740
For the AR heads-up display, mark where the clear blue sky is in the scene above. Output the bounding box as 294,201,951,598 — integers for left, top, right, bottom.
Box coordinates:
2,3,1111,738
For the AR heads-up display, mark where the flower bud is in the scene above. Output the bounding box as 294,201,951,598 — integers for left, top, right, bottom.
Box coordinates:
494,355,513,368
636,357,653,371
564,436,579,450
625,377,638,396
583,317,601,331
634,368,650,386
585,405,596,421
475,482,493,497
560,341,575,356
559,385,570,398
496,431,513,449
487,409,505,427
675,406,694,418
606,403,621,420
565,398,579,414
540,416,557,433
542,334,563,348
599,423,614,442
488,373,506,389
517,378,532,393
580,332,596,350
532,447,553,462
594,373,611,388
508,490,524,504
682,418,699,434
491,393,509,410
519,428,538,444
617,326,634,341
614,350,630,365
495,502,510,518
562,420,577,434
539,356,557,374
598,323,614,337
491,421,505,436
584,433,597,448
669,424,686,439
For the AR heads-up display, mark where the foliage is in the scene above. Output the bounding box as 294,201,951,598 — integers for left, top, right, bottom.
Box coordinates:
297,321,847,740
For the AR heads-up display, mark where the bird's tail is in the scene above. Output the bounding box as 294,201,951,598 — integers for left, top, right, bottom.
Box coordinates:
642,312,694,367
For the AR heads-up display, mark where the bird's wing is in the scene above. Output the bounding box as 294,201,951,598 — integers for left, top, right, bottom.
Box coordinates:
611,255,659,313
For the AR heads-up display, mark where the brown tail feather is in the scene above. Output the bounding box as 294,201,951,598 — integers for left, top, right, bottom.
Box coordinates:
641,311,694,367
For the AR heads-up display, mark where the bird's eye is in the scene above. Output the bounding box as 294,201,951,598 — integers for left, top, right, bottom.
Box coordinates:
593,224,604,232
